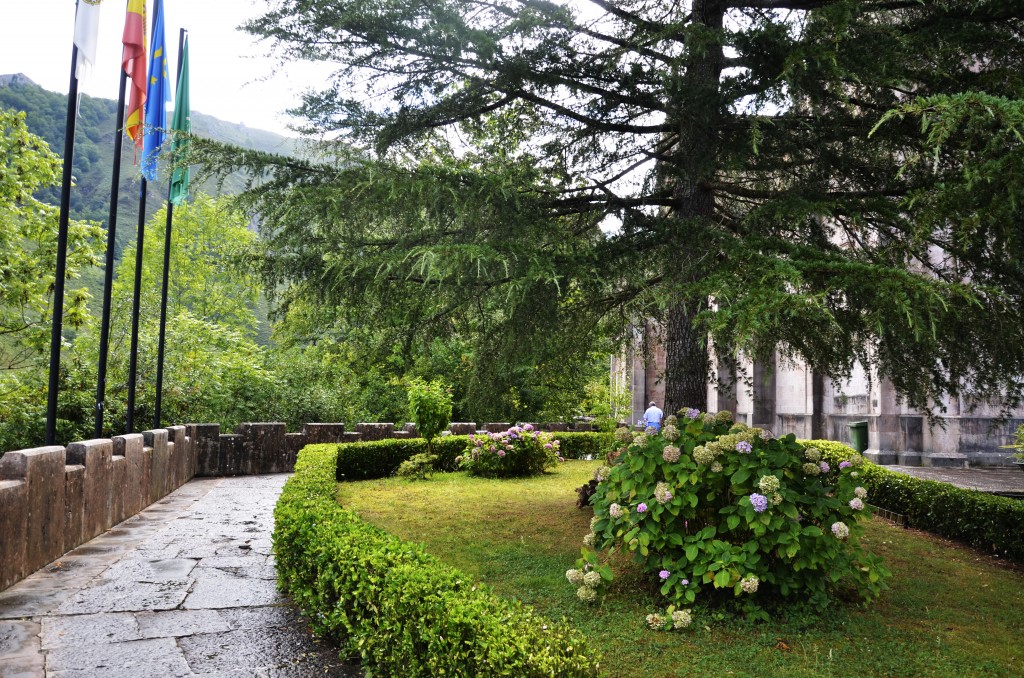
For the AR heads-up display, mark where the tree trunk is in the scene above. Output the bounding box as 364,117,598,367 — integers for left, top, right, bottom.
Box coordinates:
664,301,710,413
662,0,724,414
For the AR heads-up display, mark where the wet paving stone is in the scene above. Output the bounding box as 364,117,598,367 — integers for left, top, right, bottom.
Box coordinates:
40,613,140,649
0,475,360,676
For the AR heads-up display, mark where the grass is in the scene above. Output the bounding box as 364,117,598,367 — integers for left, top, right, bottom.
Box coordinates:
336,460,1024,677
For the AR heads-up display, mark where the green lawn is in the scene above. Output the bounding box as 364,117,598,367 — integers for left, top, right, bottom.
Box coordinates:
336,460,1024,677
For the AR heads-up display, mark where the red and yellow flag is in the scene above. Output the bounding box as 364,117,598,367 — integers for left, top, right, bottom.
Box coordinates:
122,0,147,147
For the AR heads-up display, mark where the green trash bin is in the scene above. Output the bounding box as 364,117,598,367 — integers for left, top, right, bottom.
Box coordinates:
848,421,868,453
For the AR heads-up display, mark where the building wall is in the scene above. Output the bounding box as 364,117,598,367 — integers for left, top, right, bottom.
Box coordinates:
619,328,1023,467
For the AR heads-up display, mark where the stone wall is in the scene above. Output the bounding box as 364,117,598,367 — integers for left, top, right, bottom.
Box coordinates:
0,419,592,593
0,428,197,592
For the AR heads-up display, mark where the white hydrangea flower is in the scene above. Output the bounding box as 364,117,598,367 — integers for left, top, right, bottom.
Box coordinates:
671,609,692,629
566,569,584,585
646,613,665,630
740,575,759,594
710,461,723,473
758,475,781,493
854,486,867,499
577,585,597,603
583,571,602,588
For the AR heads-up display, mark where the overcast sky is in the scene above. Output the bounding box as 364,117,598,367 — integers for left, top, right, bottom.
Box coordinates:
0,0,334,137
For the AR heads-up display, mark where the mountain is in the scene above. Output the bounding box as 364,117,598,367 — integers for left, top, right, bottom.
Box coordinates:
0,74,297,260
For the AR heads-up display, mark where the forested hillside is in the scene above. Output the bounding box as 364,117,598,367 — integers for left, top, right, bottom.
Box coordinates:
0,73,296,259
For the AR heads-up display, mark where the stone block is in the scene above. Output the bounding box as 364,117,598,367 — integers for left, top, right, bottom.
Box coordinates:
63,465,85,552
236,423,288,474
167,426,188,490
572,422,595,432
111,455,127,526
301,423,346,444
391,431,411,439
217,434,245,476
66,439,114,541
191,424,222,477
402,423,420,438
285,433,308,467
0,479,27,590
144,430,169,503
448,423,476,436
544,423,569,432
341,432,362,444
113,434,146,517
483,423,511,433
354,423,395,441
0,446,66,575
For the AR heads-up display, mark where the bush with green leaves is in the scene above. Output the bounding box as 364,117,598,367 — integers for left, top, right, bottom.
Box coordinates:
275,443,600,676
395,452,438,480
407,378,453,450
803,438,1024,563
573,411,890,619
459,424,561,477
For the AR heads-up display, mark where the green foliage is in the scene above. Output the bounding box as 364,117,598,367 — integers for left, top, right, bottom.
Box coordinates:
273,444,600,676
0,77,298,256
577,414,890,616
459,425,561,478
395,452,438,480
407,377,452,445
804,439,1024,563
333,432,610,482
336,436,469,481
0,108,103,370
232,1,1024,416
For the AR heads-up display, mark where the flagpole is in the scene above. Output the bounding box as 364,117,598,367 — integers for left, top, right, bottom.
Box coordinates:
45,15,83,446
95,65,129,438
154,28,187,429
126,178,146,433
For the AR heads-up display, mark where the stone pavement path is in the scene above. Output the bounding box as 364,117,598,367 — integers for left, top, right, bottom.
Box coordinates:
0,475,359,677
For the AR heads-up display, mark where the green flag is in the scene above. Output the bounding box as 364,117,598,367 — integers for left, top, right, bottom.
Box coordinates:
169,36,191,206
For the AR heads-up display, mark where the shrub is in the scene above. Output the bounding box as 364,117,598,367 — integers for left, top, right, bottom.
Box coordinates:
275,444,600,676
459,424,561,477
395,453,438,480
333,432,612,481
336,436,469,480
573,412,890,616
407,378,453,450
557,431,614,460
803,438,1024,562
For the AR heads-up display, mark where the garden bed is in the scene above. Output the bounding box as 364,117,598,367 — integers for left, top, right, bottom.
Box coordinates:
337,460,1024,677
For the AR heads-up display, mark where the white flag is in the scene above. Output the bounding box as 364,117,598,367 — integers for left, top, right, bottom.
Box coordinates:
73,0,105,81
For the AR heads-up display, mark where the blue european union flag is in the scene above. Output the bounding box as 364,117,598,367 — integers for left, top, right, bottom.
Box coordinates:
141,0,170,182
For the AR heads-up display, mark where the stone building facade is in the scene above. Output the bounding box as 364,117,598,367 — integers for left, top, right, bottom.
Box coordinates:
612,328,1023,467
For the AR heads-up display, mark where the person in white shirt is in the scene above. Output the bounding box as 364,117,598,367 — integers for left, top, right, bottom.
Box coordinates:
643,401,664,431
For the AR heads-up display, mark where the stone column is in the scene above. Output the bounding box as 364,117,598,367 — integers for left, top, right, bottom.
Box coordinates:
751,353,777,431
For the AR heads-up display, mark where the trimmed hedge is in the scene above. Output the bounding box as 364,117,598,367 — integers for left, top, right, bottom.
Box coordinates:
802,439,1024,562
275,444,600,676
335,432,613,481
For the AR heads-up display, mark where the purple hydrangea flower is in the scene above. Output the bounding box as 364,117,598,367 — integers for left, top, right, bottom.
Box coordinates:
544,443,553,449
637,503,648,513
749,493,769,513
839,460,852,469
659,570,670,580
681,579,689,586
497,450,506,457
685,408,700,420
736,440,753,454
524,423,534,431
820,461,830,473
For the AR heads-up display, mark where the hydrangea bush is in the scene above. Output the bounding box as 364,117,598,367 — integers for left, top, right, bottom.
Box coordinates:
571,409,890,619
458,424,562,477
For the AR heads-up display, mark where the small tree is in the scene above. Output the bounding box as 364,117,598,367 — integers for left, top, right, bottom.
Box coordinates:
407,377,453,454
